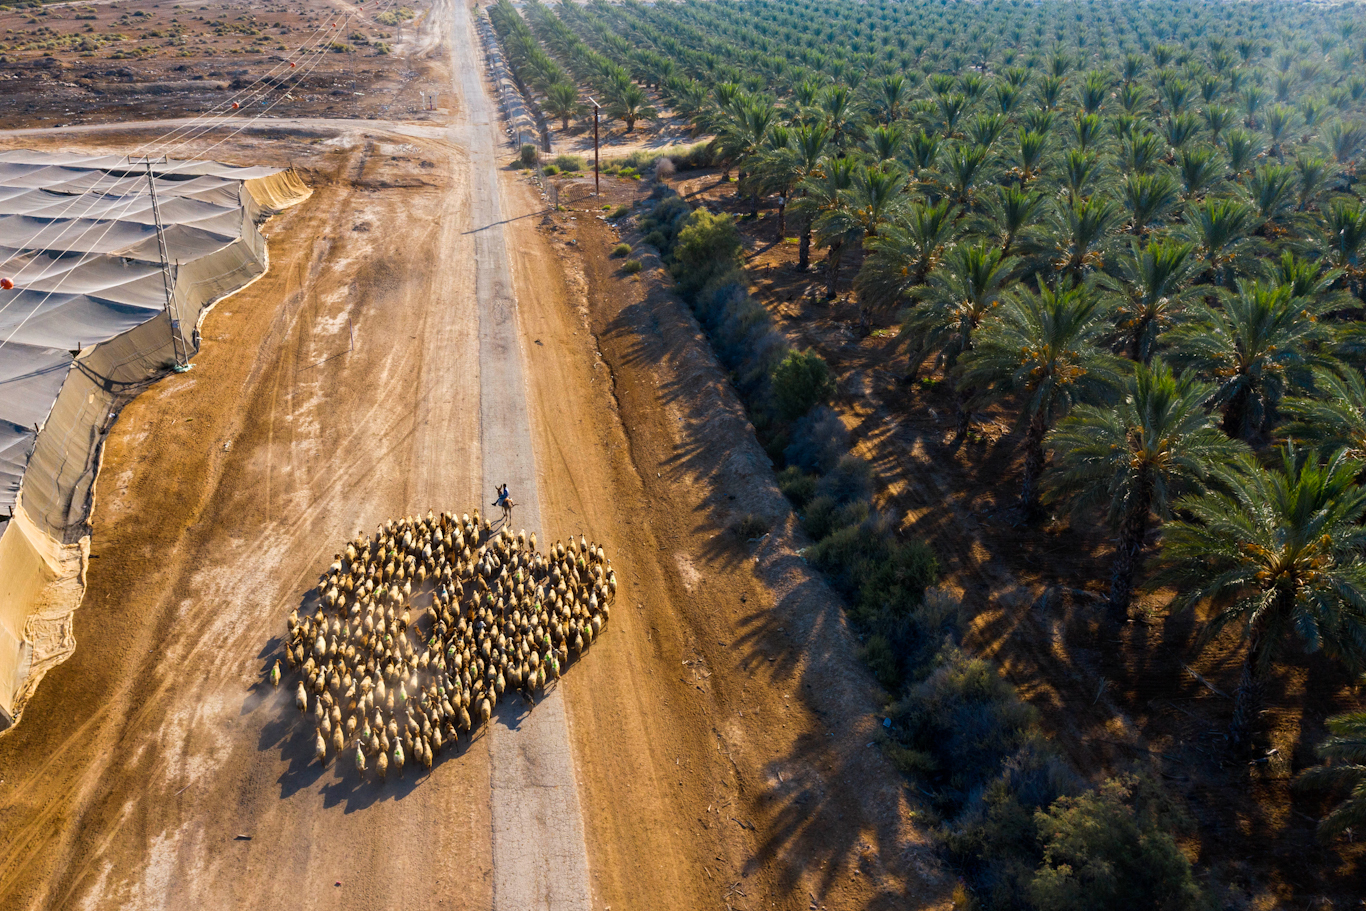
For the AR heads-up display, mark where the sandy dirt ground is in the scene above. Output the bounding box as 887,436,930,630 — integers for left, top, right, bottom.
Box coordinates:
0,0,446,129
0,2,946,909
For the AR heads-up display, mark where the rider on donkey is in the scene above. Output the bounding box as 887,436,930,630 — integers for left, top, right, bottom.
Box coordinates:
492,484,515,524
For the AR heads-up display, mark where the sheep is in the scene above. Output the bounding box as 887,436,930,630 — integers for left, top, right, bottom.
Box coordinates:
376,751,388,780
315,732,328,765
283,512,617,782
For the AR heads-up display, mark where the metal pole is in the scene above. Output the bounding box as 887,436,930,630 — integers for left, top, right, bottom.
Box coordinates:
588,97,601,197
138,157,187,368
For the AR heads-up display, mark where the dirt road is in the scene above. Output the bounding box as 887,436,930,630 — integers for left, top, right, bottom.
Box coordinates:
0,1,946,909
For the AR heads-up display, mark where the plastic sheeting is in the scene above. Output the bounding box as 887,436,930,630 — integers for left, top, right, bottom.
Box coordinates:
0,150,310,726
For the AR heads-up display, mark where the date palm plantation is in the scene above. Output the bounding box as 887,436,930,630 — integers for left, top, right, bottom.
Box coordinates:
489,0,1366,901
1154,447,1366,747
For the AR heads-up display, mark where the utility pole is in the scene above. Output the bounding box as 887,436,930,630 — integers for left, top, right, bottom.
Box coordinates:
132,156,188,369
587,96,601,197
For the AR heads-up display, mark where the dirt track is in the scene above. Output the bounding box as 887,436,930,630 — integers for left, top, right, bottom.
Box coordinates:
0,2,946,909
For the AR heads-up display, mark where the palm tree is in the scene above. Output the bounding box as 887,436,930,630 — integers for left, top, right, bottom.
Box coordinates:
544,82,581,131
1176,147,1223,198
1046,194,1123,280
716,99,777,210
790,156,855,274
1122,170,1182,236
812,163,908,299
1060,148,1102,202
752,123,829,239
856,199,960,314
1046,362,1248,621
942,143,990,206
872,73,909,124
1280,367,1366,458
1295,710,1366,841
1168,281,1332,438
970,184,1046,257
1245,162,1297,224
1183,196,1257,286
606,82,657,133
958,281,1123,513
820,84,863,150
904,243,1021,436
1153,446,1366,747
1320,199,1366,297
1103,238,1203,362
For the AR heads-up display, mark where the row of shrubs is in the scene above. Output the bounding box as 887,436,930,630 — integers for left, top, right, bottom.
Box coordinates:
635,190,1208,911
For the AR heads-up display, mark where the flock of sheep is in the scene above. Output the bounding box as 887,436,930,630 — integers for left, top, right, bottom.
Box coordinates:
275,508,617,780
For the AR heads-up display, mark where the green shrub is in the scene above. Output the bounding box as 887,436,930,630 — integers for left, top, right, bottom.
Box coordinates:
552,154,583,172
861,634,900,688
943,742,1079,908
771,349,836,420
806,508,935,616
610,204,630,219
621,259,643,275
799,495,844,541
1028,776,1204,911
858,538,939,619
519,144,538,168
670,209,743,296
888,648,1037,813
784,405,849,473
639,196,693,255
542,164,560,175
736,513,770,539
777,466,817,507
813,453,873,504
611,243,631,257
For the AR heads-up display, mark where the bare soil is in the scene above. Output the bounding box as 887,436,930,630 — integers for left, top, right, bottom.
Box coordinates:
0,0,446,128
672,172,1366,908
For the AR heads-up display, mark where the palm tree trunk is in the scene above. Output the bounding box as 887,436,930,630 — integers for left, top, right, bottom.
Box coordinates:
1020,407,1049,516
1108,475,1152,625
776,199,786,238
1221,383,1252,438
799,229,811,270
824,242,844,299
954,385,973,438
1128,316,1150,362
750,193,760,218
1230,617,1267,749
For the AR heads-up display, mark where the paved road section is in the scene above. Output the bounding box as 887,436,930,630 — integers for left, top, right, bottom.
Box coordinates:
444,3,593,910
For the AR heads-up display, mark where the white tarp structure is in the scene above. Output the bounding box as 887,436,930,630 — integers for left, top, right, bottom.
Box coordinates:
0,150,309,728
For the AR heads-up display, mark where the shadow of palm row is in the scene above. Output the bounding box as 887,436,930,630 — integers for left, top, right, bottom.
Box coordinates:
621,186,1208,908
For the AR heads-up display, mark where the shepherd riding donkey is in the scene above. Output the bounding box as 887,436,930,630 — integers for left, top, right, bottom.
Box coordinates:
492,484,515,525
